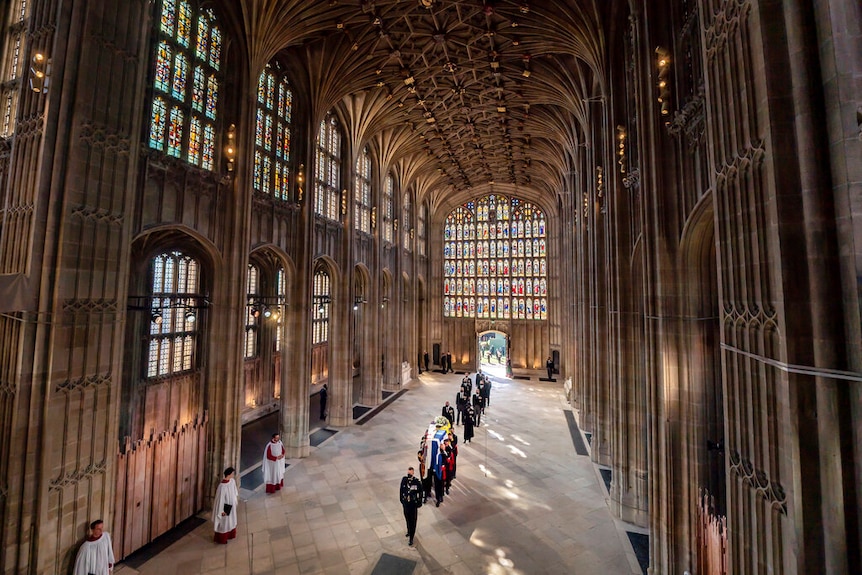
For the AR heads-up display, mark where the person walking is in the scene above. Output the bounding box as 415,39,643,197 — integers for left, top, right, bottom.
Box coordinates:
213,467,239,544
546,356,554,380
417,449,432,503
482,377,492,407
262,433,285,493
73,519,115,575
455,390,466,425
399,466,423,546
463,404,475,443
472,390,484,426
441,401,455,426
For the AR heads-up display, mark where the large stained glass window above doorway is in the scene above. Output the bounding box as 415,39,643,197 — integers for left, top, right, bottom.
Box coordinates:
443,195,547,320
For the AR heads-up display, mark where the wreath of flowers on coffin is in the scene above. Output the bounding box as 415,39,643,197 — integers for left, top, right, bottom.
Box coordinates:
434,415,450,428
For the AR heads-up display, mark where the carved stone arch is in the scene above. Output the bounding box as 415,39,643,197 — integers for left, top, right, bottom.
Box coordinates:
354,263,371,299
313,255,341,287
381,268,393,300
678,189,726,563
249,244,295,295
128,224,223,298
401,271,411,302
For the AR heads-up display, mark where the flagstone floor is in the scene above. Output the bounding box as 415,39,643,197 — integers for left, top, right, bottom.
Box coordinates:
117,370,644,575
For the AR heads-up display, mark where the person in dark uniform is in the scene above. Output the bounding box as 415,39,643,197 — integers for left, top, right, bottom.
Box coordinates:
546,356,554,380
423,350,429,372
417,449,432,503
319,383,328,419
463,405,475,443
399,466,423,546
455,389,467,425
482,377,492,407
441,401,455,426
472,390,484,426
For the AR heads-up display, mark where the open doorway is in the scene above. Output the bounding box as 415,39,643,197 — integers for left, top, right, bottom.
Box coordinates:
477,330,509,378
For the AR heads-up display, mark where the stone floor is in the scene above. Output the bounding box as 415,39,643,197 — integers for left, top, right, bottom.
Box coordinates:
117,370,644,575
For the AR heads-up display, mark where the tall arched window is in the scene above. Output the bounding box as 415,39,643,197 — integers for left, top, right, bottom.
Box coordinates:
354,147,371,233
244,264,259,359
418,203,427,257
315,113,341,221
402,192,411,252
0,0,30,137
254,64,292,200
148,0,222,170
312,270,331,344
275,267,286,351
382,174,394,244
147,251,200,377
442,195,547,320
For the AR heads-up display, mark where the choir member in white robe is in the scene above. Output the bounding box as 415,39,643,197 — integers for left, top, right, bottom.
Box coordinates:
73,519,114,575
262,433,286,493
213,467,238,544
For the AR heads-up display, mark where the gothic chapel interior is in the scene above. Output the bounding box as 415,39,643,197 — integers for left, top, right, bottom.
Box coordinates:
0,0,859,573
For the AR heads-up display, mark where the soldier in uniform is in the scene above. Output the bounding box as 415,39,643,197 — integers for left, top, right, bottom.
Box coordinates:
399,466,423,546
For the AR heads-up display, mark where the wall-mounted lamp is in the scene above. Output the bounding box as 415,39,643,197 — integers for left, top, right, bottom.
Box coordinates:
341,189,348,214
371,206,377,229
296,163,305,202
225,123,236,172
655,48,672,120
151,312,163,325
185,310,197,323
595,166,604,213
248,297,284,320
616,125,627,174
29,52,50,93
262,305,281,320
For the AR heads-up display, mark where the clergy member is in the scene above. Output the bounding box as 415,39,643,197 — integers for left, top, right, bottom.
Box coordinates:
262,433,285,493
213,467,238,544
73,519,114,575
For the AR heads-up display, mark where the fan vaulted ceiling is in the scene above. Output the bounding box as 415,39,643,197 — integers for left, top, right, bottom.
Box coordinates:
239,0,606,206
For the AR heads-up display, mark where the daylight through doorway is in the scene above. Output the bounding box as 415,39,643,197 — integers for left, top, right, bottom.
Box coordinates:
478,331,509,378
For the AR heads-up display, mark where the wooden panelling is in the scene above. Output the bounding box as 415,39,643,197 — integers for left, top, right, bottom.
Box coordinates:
113,413,208,560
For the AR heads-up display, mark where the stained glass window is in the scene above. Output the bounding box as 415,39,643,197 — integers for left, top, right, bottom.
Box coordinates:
147,251,200,378
0,0,30,137
275,267,286,352
354,147,372,233
315,113,341,221
148,0,221,171
245,264,259,359
402,192,412,252
443,195,547,320
312,270,331,345
254,64,292,200
382,174,394,244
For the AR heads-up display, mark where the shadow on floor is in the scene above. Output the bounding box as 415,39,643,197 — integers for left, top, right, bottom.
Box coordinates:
370,553,417,575
121,517,207,569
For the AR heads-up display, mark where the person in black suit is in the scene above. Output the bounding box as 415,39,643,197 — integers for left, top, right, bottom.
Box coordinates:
423,350,429,372
546,356,554,380
441,401,455,426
